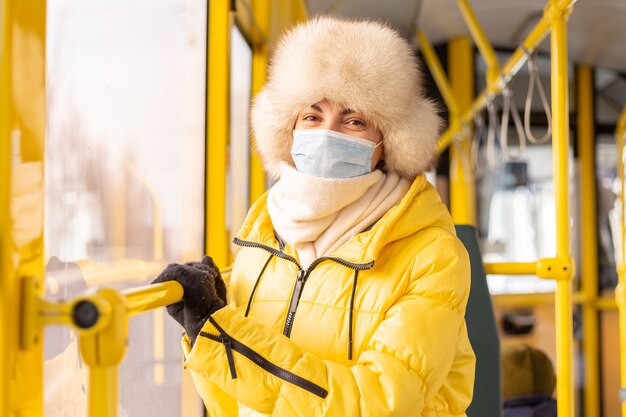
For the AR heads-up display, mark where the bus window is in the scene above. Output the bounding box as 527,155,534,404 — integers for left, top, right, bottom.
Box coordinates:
227,25,253,259
44,0,207,415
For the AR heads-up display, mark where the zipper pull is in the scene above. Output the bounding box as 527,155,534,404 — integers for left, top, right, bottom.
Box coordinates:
222,335,238,379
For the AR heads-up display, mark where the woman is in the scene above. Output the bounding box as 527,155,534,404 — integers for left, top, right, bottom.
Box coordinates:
154,17,475,417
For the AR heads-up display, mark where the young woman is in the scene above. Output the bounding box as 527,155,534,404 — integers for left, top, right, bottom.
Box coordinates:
154,17,475,417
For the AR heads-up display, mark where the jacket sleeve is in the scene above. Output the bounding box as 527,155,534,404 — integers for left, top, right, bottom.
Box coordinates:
182,234,472,416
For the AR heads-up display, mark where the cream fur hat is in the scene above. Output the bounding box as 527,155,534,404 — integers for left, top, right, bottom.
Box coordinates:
251,16,442,181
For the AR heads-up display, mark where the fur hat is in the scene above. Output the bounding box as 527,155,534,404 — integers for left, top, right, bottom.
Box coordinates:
251,17,442,181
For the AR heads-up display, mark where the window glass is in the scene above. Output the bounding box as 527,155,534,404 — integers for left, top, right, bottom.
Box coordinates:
598,139,620,292
474,50,580,295
44,0,206,415
227,26,253,258
478,145,577,294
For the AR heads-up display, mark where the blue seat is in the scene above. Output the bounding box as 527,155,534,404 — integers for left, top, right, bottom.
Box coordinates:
455,225,502,417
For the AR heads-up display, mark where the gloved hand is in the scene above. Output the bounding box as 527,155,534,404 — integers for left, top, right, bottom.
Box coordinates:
151,256,227,344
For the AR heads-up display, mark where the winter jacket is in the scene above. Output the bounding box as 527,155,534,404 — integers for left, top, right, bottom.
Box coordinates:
182,174,476,416
503,396,557,417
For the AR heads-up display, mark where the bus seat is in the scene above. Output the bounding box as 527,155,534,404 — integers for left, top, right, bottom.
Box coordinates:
455,225,502,417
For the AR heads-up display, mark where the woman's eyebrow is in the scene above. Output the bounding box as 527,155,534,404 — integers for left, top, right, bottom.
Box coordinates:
341,108,355,115
310,104,323,112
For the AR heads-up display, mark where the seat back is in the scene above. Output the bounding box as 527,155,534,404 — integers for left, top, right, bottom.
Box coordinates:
455,225,502,417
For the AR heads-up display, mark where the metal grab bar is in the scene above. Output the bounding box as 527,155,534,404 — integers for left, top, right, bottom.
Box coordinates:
24,280,184,417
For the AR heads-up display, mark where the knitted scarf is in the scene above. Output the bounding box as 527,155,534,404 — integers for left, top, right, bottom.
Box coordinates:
267,162,411,268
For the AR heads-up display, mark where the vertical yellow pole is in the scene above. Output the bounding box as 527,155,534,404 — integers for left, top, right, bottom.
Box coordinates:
249,0,270,205
0,1,13,413
206,1,232,267
617,107,626,417
550,5,574,417
448,36,476,226
89,367,118,417
576,64,600,417
1,0,46,415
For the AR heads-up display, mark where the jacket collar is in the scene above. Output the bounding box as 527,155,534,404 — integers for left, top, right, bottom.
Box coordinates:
234,174,454,264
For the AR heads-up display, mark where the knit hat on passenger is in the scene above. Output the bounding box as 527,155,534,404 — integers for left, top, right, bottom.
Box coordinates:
501,342,556,399
251,17,442,181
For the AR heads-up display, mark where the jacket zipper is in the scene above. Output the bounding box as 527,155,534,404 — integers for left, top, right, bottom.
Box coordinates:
200,316,328,399
234,237,374,337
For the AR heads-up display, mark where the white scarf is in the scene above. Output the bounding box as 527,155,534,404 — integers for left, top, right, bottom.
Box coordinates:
267,162,411,268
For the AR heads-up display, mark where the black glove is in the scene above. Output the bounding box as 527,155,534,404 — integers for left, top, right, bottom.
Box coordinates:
151,256,227,344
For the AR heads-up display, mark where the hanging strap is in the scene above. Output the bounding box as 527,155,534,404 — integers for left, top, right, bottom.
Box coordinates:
486,101,499,168
471,113,487,178
500,87,527,161
524,51,552,144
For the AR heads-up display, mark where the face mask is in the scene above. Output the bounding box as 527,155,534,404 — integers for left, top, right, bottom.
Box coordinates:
290,129,382,179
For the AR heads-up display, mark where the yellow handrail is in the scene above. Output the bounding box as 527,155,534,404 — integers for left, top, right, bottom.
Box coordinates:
124,281,184,316
436,0,577,154
206,0,232,268
416,32,460,119
576,64,600,417
550,5,575,416
249,0,271,206
32,281,184,417
455,0,500,90
484,262,537,275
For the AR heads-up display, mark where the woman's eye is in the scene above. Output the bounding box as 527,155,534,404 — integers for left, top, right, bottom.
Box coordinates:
303,115,319,122
347,119,365,127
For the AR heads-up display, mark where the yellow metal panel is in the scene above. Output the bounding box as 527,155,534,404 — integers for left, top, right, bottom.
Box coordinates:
550,5,575,416
1,0,46,415
206,1,232,268
249,0,270,205
576,64,600,417
448,36,476,226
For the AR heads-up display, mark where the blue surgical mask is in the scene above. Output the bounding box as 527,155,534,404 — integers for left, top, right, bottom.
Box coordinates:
290,129,382,179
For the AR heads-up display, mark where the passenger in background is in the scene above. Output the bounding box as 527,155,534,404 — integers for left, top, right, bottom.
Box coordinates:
502,343,557,417
153,17,475,416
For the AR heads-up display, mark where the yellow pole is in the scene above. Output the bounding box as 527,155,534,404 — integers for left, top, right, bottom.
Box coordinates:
1,0,46,415
617,106,626,417
0,2,14,414
448,36,476,226
206,1,232,268
416,32,460,119
89,367,118,417
455,0,500,90
550,4,575,416
576,64,600,417
484,262,537,275
249,0,270,205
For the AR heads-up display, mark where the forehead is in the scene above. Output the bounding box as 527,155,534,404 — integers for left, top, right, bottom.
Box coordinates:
305,99,359,114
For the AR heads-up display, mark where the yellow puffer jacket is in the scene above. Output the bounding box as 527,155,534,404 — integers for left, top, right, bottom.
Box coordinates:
183,174,475,416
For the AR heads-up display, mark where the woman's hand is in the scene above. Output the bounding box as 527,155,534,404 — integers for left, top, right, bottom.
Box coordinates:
152,256,227,344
